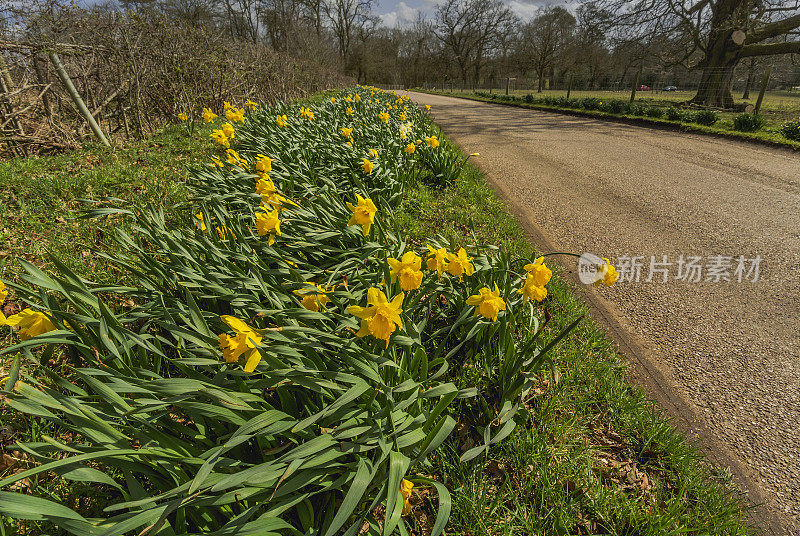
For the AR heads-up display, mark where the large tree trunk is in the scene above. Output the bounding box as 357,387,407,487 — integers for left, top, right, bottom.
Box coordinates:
690,0,744,108
691,34,740,108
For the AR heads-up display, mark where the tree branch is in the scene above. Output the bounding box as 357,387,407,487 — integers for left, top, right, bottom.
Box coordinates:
745,13,800,44
739,40,800,56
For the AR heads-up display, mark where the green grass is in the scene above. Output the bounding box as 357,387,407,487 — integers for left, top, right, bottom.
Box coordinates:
0,124,214,286
396,133,751,534
416,89,800,150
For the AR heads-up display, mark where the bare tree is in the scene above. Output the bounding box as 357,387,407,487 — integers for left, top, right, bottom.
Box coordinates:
434,0,517,87
323,0,376,66
518,6,575,92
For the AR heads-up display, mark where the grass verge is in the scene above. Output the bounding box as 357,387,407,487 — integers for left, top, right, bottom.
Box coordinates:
0,124,214,286
397,132,751,534
0,97,751,535
413,89,800,151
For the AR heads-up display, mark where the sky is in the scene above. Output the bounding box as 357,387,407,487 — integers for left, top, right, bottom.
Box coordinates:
376,0,558,27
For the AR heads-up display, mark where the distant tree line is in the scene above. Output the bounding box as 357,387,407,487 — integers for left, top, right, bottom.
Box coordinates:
3,0,799,109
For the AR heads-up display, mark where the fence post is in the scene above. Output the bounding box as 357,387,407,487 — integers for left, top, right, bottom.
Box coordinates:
566,73,573,99
754,65,771,115
48,51,109,147
630,69,641,103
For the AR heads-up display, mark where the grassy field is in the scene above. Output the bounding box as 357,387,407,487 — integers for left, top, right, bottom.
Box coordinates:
445,87,800,129
0,95,752,534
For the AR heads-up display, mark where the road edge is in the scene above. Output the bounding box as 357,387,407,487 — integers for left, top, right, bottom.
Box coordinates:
482,159,794,536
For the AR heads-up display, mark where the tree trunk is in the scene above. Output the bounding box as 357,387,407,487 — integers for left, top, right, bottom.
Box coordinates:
690,5,743,108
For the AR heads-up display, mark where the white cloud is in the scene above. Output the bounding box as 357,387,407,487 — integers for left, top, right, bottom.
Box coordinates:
507,0,541,20
381,1,419,27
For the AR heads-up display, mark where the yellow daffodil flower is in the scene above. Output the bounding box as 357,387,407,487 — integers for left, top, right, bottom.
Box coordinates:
245,99,259,110
425,104,431,111
519,274,547,303
361,158,374,175
388,251,423,291
2,309,57,340
256,206,281,246
221,122,236,139
256,178,298,209
425,135,440,148
399,113,405,121
368,148,379,159
226,149,249,169
595,258,619,287
346,193,377,236
330,97,336,103
294,282,331,312
405,143,415,154
255,154,272,175
347,107,354,116
195,212,207,231
223,101,233,110
523,257,552,287
341,127,353,138
0,281,7,323
210,129,230,148
354,94,362,102
400,479,414,516
426,245,448,276
217,315,262,372
300,107,316,121
178,112,188,122
446,248,474,280
202,108,218,123
225,107,246,123
210,156,224,168
345,95,353,103
466,284,506,321
347,287,404,344
379,111,390,123
276,114,288,128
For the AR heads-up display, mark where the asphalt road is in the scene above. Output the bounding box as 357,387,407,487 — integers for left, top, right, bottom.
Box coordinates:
406,92,800,534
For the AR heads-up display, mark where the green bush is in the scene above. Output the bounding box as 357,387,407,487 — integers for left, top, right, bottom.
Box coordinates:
628,104,646,116
690,109,719,126
644,107,665,118
603,100,629,114
578,97,601,110
780,120,800,140
0,87,582,535
665,107,682,121
733,113,765,132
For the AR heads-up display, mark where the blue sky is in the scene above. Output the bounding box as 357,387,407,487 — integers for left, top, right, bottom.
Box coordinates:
376,0,559,27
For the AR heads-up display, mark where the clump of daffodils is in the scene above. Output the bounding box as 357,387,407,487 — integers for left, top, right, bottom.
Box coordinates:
519,257,552,303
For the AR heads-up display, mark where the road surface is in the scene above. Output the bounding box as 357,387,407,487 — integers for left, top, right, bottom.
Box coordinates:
406,92,800,534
